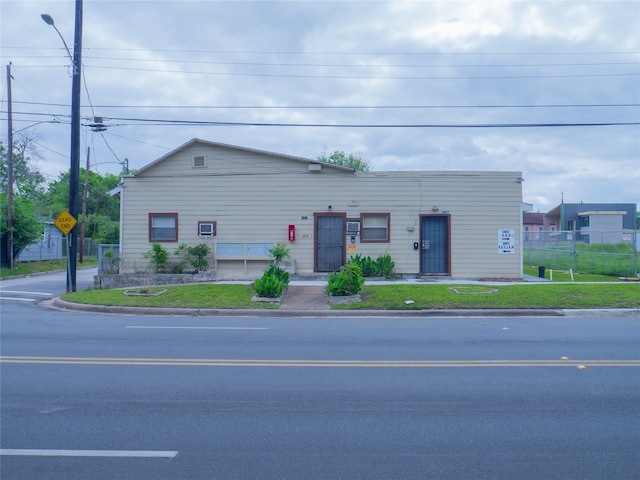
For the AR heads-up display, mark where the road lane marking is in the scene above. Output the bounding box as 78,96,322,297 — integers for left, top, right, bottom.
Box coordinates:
0,449,177,458
125,326,268,330
0,297,37,302
0,290,52,296
1,356,638,368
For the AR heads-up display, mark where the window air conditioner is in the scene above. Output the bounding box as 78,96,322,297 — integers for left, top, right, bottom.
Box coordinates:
199,223,215,236
346,221,360,232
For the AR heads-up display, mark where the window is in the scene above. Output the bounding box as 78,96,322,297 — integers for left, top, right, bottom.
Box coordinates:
193,155,206,168
361,213,390,242
149,213,178,242
198,221,216,236
580,216,590,227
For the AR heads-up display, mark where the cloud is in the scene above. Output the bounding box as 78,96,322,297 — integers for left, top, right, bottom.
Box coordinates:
1,0,638,212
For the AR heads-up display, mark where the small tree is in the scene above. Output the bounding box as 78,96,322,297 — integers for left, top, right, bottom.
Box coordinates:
174,243,211,272
189,243,210,271
269,242,290,268
143,242,169,273
0,195,42,262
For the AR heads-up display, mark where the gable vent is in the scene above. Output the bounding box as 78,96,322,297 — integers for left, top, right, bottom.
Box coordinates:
193,155,206,168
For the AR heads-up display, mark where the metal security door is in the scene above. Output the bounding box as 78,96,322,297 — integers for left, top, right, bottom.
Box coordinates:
420,215,450,275
315,214,345,272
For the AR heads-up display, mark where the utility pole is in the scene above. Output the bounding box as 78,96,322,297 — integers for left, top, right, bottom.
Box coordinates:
6,63,14,269
66,0,83,291
79,146,90,263
41,4,83,291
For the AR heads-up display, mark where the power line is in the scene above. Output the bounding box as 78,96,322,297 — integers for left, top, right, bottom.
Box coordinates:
101,117,640,128
7,101,640,110
85,64,639,80
11,54,639,69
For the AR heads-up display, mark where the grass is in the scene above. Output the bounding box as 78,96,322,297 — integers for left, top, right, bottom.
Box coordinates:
332,283,640,310
1,258,98,278
522,265,632,282
524,242,638,277
59,280,640,310
61,283,277,309
11,260,639,310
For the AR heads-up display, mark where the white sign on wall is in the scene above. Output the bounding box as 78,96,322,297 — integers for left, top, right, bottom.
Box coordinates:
498,229,515,254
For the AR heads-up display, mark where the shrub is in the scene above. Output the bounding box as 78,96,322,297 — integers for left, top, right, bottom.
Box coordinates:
102,247,120,274
143,243,169,273
349,253,395,279
254,269,287,298
174,243,211,272
375,253,395,279
253,243,292,298
189,243,211,271
326,263,364,296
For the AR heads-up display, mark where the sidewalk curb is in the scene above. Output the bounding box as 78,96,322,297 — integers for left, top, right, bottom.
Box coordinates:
50,297,639,318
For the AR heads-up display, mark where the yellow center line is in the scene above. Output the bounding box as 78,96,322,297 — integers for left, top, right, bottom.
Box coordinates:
1,356,639,368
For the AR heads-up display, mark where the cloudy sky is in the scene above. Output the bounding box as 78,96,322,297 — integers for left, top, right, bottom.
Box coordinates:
2,0,639,212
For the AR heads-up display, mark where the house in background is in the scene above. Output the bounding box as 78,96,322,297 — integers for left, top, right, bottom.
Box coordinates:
544,202,637,244
523,212,544,240
114,139,525,280
16,217,64,262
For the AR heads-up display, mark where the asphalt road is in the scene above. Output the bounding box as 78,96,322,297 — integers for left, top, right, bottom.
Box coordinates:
1,270,639,479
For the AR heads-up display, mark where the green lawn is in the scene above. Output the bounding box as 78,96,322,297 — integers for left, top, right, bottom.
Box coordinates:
60,281,640,310
335,283,640,310
522,265,633,282
62,283,277,309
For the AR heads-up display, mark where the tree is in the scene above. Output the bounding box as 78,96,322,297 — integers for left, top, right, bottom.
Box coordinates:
316,150,371,172
44,169,121,242
0,195,42,261
0,135,47,203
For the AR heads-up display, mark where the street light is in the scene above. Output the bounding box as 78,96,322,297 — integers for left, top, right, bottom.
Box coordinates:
41,1,83,292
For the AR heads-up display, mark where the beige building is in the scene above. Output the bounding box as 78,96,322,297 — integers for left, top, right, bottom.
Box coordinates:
116,139,524,279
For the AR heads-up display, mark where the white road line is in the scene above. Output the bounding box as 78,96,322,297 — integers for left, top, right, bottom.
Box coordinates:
125,326,268,330
0,297,37,302
0,449,178,458
0,290,52,296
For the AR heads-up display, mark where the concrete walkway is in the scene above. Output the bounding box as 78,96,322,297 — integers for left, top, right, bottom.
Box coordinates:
280,285,329,311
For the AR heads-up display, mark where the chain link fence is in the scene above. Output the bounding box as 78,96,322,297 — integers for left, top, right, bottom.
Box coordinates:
524,230,639,278
17,237,99,263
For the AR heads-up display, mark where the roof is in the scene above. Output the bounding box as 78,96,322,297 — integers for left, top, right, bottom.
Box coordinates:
128,138,356,177
577,211,626,216
523,212,544,224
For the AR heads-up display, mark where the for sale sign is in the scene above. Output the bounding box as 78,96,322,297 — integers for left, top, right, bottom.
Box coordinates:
498,229,515,254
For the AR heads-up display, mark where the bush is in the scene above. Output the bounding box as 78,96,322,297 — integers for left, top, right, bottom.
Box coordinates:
253,243,292,298
375,253,395,279
189,243,211,271
102,247,120,274
254,267,288,298
326,263,364,296
349,253,395,279
143,243,169,273
174,243,211,272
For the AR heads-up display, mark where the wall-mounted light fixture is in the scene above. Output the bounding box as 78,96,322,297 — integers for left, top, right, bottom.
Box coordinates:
516,177,525,183
432,205,439,211
328,205,332,210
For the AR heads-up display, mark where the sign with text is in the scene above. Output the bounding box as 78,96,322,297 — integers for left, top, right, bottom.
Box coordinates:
54,210,77,235
498,228,515,254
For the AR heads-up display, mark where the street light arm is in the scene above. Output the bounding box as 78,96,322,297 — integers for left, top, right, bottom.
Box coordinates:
41,13,75,69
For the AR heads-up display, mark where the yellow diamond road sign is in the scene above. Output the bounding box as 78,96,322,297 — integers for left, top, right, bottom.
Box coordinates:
54,210,77,235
